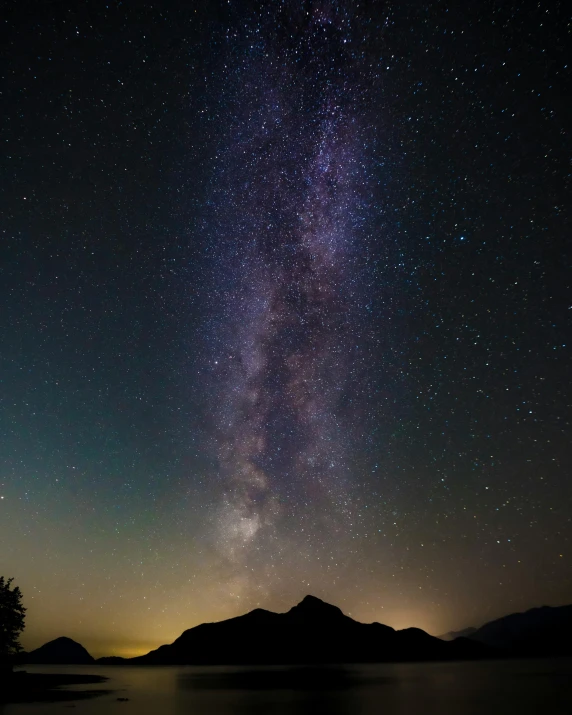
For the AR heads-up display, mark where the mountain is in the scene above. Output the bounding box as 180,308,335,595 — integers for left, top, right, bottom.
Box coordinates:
21,599,572,666
438,627,477,642
468,605,572,655
25,637,94,665
130,595,490,665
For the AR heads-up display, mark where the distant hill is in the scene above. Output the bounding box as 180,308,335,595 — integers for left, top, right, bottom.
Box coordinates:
95,656,127,665
468,605,572,655
25,637,94,665
438,627,477,641
128,595,490,665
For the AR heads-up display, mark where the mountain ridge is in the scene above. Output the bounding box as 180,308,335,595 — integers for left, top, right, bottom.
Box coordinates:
127,594,486,665
23,597,572,665
469,604,572,654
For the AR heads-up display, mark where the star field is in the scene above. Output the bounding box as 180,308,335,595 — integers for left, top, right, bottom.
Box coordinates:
1,0,570,658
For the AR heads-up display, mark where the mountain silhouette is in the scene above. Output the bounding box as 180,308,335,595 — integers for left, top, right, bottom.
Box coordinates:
129,595,489,665
25,637,94,665
438,627,477,641
23,598,572,665
95,656,126,664
468,605,572,655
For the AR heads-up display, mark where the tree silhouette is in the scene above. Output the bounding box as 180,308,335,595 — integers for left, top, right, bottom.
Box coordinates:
0,577,26,663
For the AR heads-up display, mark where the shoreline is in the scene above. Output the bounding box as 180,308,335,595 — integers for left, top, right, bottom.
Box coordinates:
1,671,111,704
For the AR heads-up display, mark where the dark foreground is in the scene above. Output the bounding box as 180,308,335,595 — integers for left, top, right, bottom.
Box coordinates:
0,671,110,703
4,659,572,715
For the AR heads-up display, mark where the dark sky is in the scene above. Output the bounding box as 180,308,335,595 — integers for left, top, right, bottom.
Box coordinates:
1,0,570,658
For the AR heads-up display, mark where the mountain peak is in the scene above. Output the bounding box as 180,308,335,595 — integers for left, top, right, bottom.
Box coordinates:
26,636,94,664
49,636,81,645
301,594,321,602
288,595,346,619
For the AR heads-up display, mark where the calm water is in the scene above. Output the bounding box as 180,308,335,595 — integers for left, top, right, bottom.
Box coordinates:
4,659,572,715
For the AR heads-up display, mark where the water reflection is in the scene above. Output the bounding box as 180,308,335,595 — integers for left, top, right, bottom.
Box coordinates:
5,660,572,715
177,666,363,715
178,664,394,690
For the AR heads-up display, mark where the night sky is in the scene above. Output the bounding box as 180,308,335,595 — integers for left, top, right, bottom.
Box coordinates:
2,0,570,659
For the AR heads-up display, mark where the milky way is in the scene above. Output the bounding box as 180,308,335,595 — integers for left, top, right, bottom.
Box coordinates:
204,5,374,592
4,0,570,655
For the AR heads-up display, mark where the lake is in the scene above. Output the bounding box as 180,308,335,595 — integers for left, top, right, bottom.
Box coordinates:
4,659,572,714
